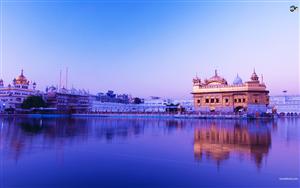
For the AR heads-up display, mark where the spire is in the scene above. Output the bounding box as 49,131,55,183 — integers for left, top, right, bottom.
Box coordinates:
21,69,24,76
251,68,259,81
215,69,218,76
33,81,36,89
193,72,201,85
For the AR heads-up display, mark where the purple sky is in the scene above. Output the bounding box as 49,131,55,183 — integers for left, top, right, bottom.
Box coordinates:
0,1,299,98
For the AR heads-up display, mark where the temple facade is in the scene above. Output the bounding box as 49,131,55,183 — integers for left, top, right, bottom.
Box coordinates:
192,70,269,113
0,70,38,109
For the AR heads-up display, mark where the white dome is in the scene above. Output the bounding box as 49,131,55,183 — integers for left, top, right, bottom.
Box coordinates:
233,74,243,85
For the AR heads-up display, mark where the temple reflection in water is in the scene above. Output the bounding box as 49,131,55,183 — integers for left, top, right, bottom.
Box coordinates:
194,121,273,168
1,117,276,169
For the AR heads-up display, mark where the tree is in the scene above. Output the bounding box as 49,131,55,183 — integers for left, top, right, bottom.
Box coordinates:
133,97,142,104
21,96,47,109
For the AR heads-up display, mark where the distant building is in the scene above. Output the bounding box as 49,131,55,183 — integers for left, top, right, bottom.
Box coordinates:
0,70,38,109
45,86,90,113
90,97,181,113
192,70,269,114
91,101,143,113
173,99,194,112
269,95,300,115
96,90,131,104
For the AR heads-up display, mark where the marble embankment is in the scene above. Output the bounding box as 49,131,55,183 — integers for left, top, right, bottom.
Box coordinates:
71,113,273,119
0,113,277,119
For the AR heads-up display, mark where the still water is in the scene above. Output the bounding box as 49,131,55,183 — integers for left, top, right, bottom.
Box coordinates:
0,116,299,188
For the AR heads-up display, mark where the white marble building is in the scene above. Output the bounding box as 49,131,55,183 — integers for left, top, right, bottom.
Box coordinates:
0,70,38,109
269,95,300,115
91,99,170,113
91,97,194,113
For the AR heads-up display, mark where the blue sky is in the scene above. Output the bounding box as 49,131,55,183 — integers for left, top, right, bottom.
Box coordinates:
0,0,299,98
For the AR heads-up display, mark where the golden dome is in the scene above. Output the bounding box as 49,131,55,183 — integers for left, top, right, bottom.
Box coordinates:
206,70,228,85
14,69,29,85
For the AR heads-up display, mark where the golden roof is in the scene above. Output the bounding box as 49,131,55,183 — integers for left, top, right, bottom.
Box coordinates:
205,70,228,85
14,70,29,85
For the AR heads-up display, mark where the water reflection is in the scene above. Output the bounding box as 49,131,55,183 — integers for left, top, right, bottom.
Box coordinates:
1,118,90,161
0,117,149,161
1,117,277,168
194,121,274,168
1,117,298,188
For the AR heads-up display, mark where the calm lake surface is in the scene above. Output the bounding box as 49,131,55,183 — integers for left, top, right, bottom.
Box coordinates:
0,116,299,188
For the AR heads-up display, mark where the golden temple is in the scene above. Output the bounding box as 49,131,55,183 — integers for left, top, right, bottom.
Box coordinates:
192,70,269,113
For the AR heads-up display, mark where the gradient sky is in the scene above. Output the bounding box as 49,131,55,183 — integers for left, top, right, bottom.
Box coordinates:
0,0,299,99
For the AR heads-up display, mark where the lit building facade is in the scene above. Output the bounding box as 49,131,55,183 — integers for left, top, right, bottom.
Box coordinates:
0,70,38,109
192,70,269,113
45,86,91,113
269,95,300,115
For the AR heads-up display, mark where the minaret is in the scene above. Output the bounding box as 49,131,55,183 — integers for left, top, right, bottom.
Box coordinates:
250,68,259,81
33,82,36,90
